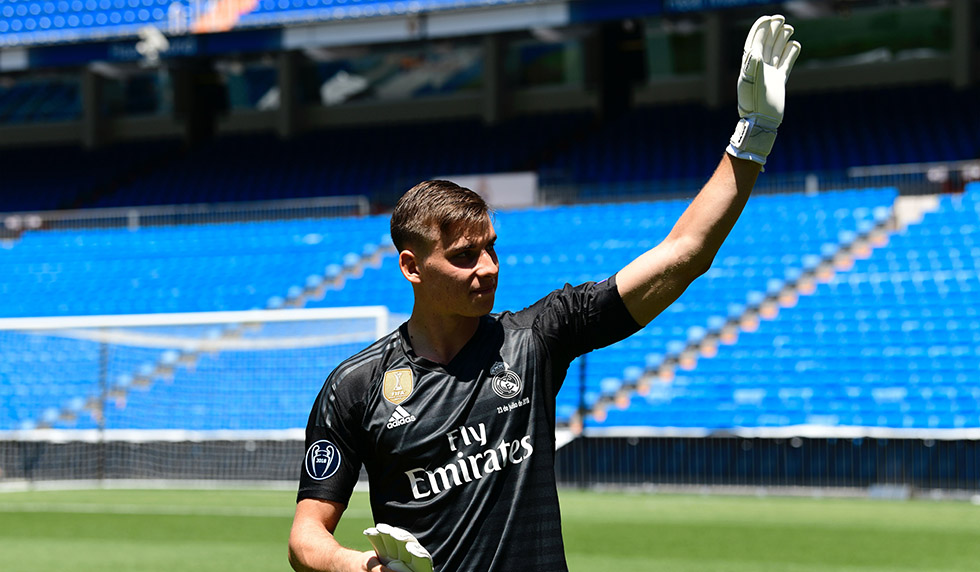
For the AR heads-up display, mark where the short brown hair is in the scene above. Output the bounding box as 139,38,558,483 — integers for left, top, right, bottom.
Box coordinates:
390,180,491,253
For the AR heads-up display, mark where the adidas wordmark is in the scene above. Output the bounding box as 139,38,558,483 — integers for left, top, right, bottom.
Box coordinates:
386,405,417,429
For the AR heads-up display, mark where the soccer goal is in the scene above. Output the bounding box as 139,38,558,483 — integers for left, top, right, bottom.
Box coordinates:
0,306,391,486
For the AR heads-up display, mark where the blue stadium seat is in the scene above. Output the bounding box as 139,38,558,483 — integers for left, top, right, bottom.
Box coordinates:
590,186,980,432
7,184,980,435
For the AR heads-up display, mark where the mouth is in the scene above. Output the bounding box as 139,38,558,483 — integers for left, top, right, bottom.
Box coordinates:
471,284,496,296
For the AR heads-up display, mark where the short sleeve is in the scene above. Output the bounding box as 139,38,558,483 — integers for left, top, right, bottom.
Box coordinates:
521,274,642,366
296,369,366,506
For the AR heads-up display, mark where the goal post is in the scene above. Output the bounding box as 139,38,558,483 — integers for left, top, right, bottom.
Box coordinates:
0,306,391,485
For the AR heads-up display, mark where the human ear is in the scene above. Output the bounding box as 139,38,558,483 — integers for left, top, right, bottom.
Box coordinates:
399,249,422,284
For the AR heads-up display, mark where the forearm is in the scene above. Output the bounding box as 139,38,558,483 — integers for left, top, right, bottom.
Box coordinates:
617,154,759,325
289,527,365,572
289,512,378,572
665,153,761,275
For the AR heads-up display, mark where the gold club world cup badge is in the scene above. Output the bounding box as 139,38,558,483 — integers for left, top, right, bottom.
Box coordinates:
383,368,414,404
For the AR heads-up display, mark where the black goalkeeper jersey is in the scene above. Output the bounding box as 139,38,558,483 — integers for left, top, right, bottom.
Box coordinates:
298,276,641,572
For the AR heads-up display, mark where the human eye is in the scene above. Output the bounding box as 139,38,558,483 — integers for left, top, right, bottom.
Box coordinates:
452,249,478,262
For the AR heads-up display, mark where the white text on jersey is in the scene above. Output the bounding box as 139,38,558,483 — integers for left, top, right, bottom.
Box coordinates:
404,433,534,500
386,405,417,429
446,423,487,451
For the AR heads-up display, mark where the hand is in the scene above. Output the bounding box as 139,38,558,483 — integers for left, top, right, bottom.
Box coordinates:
363,551,402,572
727,14,802,166
364,524,434,572
364,551,387,572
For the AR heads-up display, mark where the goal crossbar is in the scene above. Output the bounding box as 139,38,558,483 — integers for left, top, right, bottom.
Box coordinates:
0,306,390,338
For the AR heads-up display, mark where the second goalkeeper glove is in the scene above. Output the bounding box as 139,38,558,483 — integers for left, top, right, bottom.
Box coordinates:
364,524,433,572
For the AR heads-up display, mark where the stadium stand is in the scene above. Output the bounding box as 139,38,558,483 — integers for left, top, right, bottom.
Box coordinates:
98,342,367,431
1,184,909,432
0,77,80,124
0,333,102,430
1,0,979,498
86,112,585,208
540,83,980,191
0,71,977,435
0,138,181,212
595,182,980,432
0,0,547,47
1,83,976,213
0,216,391,317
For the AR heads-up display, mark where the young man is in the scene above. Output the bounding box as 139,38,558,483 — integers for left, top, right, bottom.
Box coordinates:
289,14,800,572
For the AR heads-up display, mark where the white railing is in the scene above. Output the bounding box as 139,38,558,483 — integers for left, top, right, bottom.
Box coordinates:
0,195,370,234
539,160,980,204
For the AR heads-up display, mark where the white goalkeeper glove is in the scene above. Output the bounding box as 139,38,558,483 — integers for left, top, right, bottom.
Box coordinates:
364,524,434,572
727,14,802,168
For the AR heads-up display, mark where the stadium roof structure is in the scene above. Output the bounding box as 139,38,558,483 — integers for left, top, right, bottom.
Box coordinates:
0,0,773,70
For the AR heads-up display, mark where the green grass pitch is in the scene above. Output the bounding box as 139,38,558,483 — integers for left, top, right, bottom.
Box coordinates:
1,487,979,571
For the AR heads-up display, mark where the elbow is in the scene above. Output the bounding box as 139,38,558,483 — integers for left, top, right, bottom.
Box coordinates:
674,237,715,282
689,253,715,280
287,542,305,572
288,531,316,572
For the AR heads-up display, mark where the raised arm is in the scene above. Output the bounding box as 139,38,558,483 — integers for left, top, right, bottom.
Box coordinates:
618,14,801,326
289,498,386,572
618,155,760,326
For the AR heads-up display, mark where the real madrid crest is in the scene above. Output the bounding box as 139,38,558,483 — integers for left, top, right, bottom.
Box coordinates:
383,368,414,404
490,361,523,399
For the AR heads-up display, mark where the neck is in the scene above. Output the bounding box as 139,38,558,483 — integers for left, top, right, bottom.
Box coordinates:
406,312,482,365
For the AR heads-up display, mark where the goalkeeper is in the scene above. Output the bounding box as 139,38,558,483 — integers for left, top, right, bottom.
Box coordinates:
289,15,800,572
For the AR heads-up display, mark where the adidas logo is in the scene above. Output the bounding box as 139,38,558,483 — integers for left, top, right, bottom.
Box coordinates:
386,405,417,429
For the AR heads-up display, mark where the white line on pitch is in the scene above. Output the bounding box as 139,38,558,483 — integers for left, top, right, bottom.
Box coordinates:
0,503,372,519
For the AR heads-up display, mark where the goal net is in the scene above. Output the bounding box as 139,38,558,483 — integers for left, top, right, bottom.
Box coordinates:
0,307,390,485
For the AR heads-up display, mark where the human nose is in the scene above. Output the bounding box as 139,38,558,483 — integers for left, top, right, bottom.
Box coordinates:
476,247,498,276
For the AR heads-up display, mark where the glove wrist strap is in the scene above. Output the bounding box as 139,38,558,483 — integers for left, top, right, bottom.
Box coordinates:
726,115,779,167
